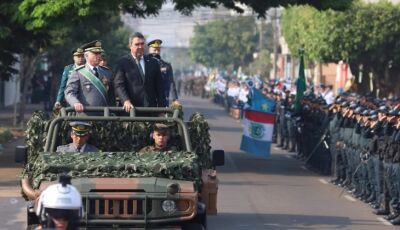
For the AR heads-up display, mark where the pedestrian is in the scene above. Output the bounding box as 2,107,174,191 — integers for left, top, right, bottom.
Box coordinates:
147,39,179,105
114,32,166,113
64,40,114,113
54,47,85,110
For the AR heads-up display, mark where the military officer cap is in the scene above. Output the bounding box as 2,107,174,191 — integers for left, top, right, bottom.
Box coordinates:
378,105,388,113
81,40,103,53
388,109,399,116
148,39,162,48
362,109,370,116
70,121,92,136
72,47,84,56
153,123,170,134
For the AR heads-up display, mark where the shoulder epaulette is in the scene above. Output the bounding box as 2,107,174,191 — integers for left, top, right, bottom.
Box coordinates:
74,65,85,71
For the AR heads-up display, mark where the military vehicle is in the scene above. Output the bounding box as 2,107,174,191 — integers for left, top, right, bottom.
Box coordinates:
18,107,224,230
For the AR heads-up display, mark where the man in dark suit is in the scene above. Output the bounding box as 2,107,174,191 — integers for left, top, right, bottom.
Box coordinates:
114,32,167,112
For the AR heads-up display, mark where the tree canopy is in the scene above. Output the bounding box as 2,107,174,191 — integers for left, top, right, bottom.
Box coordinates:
190,16,258,70
282,1,400,95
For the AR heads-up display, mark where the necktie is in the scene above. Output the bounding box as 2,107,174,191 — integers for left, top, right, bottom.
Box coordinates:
136,58,145,82
93,67,99,78
77,147,81,152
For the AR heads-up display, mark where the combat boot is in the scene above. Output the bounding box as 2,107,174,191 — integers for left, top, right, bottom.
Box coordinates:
390,215,400,225
384,212,399,221
366,194,376,203
373,207,390,215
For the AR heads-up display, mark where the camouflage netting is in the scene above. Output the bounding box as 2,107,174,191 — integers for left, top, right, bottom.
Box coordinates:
22,109,212,193
30,151,200,190
188,113,212,169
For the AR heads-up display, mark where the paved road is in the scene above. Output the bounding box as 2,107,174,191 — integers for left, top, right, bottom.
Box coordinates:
0,138,26,230
0,96,397,229
182,95,397,230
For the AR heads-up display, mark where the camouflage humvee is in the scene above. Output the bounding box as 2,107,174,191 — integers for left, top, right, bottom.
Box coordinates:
18,107,224,230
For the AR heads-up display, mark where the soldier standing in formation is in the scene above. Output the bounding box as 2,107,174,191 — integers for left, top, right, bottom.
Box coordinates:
64,40,114,113
54,47,85,110
147,39,179,105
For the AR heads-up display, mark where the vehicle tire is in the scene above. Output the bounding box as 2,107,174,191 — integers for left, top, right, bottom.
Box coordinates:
182,223,205,230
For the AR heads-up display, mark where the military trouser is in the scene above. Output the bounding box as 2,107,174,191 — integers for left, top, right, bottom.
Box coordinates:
330,133,339,177
373,156,384,204
385,162,399,212
286,118,296,151
280,116,288,147
382,161,393,210
393,163,400,211
366,155,376,199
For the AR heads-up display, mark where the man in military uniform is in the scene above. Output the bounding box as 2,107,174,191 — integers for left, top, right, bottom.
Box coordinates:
56,122,98,153
139,123,176,153
54,47,85,109
65,40,114,113
147,39,179,105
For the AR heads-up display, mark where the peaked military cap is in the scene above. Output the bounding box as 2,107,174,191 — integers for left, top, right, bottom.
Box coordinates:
153,123,170,134
72,47,84,56
70,121,92,136
81,40,103,53
148,39,162,48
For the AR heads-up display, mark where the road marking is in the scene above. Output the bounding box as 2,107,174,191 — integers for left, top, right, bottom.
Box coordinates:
274,147,280,150
301,166,308,171
285,155,291,159
377,217,393,226
319,179,328,184
344,195,356,202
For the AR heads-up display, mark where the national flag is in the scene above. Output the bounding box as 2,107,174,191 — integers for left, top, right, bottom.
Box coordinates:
240,110,275,158
294,49,306,112
250,89,276,113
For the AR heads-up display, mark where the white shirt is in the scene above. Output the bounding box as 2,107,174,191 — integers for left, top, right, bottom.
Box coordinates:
227,87,240,97
323,90,335,105
86,63,99,76
132,55,145,75
238,89,249,103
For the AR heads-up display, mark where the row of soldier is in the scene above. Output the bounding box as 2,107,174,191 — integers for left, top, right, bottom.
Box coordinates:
298,92,400,225
54,32,179,114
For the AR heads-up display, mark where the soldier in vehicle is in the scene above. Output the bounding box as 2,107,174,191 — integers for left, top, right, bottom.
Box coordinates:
56,121,98,153
65,40,114,113
139,123,176,153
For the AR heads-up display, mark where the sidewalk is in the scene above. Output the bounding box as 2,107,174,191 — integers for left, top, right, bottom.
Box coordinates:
0,103,46,126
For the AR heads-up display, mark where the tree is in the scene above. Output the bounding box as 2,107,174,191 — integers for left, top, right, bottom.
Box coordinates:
190,16,258,70
281,1,400,96
243,49,272,79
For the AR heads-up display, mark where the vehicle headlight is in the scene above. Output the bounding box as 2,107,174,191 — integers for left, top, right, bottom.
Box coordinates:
161,200,176,213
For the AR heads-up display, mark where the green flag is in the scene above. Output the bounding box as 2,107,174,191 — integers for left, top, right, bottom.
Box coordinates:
294,49,306,112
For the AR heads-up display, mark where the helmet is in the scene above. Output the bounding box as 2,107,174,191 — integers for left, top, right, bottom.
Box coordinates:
36,175,83,229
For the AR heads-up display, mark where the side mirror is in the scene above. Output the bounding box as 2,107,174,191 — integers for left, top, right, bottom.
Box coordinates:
212,150,225,167
15,145,27,164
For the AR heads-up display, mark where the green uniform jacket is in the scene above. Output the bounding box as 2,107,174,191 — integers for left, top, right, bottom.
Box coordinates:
56,64,75,103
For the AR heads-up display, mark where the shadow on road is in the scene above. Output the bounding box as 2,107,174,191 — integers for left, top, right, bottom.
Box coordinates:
209,213,380,230
211,126,243,133
219,151,318,177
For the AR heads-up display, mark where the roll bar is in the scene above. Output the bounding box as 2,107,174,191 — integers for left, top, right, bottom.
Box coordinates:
44,107,191,152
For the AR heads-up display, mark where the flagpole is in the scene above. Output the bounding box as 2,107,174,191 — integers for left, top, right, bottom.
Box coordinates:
294,49,306,112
